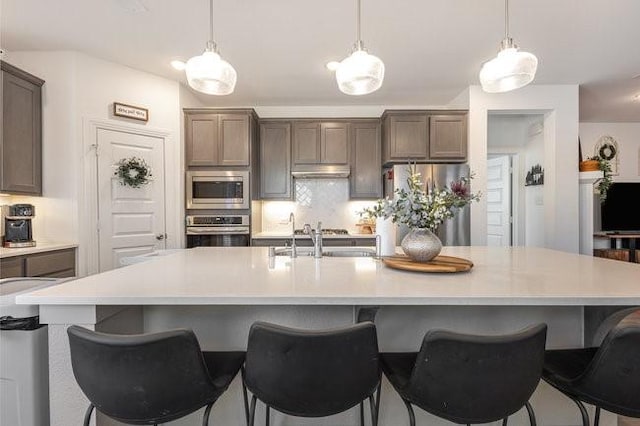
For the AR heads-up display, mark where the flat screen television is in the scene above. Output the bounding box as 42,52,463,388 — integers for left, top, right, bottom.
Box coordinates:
600,182,640,232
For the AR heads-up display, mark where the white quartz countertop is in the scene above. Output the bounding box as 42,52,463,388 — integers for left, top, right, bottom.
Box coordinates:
16,246,640,306
0,241,78,258
251,232,376,239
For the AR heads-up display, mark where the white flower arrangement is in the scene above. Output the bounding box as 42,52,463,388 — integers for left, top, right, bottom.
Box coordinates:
360,165,480,232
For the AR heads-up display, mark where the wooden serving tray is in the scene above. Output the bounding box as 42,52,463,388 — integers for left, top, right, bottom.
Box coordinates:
382,254,473,273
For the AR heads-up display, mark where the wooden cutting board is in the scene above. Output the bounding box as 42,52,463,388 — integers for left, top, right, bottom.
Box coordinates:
382,254,473,273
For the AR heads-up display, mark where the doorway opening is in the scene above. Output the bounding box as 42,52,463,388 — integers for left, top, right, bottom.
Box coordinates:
487,113,545,247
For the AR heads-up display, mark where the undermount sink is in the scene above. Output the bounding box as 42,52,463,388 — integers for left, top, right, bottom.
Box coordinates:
271,247,376,258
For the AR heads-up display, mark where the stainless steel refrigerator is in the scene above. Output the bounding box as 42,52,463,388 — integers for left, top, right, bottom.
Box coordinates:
383,164,471,246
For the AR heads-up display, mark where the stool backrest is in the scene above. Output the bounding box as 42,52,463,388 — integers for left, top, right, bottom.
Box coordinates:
244,321,380,417
406,323,547,424
577,309,640,416
67,325,217,425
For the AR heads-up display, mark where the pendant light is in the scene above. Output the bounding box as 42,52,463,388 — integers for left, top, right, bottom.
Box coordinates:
185,0,237,95
479,0,538,93
331,0,385,96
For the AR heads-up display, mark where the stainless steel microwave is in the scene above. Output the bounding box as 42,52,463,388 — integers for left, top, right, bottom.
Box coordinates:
186,170,250,209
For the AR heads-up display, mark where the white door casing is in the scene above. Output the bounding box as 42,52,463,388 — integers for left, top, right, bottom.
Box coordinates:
96,128,166,272
487,155,511,246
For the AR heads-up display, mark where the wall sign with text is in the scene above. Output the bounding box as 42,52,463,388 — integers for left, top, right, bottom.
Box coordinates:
113,102,149,122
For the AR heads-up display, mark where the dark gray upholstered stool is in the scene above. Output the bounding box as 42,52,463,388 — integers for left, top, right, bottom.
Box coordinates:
243,321,381,426
543,308,640,426
67,325,245,426
380,323,547,426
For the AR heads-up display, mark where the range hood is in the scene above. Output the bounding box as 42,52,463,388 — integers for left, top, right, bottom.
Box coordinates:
291,165,351,179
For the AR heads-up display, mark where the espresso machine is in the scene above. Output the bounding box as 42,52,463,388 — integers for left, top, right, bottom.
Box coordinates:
1,204,36,248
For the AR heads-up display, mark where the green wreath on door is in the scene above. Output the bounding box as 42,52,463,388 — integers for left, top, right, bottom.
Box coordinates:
114,157,153,188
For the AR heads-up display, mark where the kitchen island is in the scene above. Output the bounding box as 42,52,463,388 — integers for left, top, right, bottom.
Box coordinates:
18,246,640,426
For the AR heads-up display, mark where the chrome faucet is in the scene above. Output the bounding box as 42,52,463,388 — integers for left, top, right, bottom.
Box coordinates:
303,221,323,258
289,212,297,258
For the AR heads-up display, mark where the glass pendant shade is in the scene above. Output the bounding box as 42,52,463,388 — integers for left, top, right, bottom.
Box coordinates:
335,49,385,95
185,49,237,95
479,47,538,93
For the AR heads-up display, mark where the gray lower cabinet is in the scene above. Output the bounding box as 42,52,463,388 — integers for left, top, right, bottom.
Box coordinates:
259,122,292,199
252,238,375,247
350,120,382,199
184,109,255,167
0,248,76,279
1,60,44,195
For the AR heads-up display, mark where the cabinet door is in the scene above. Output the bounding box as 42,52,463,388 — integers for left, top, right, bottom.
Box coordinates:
0,257,24,278
350,121,382,199
429,114,467,160
185,113,218,166
260,122,292,199
320,122,349,164
387,114,428,161
25,248,76,277
218,114,250,166
1,68,43,195
292,122,321,165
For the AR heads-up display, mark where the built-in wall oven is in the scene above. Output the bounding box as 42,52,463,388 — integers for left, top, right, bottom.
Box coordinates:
186,170,249,210
186,214,250,247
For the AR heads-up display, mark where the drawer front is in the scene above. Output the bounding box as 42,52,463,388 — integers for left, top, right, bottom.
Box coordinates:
1,257,24,278
25,249,76,277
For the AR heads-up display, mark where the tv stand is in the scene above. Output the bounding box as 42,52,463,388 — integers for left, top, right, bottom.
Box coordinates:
593,232,640,263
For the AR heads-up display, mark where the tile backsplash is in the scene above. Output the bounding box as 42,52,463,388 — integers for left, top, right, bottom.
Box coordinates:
260,179,376,233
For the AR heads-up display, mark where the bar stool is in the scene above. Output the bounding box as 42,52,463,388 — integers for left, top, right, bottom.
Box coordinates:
67,325,246,426
380,323,547,425
242,321,381,426
542,308,640,426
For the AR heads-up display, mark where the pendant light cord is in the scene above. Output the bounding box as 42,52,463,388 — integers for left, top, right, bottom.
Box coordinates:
355,0,363,50
504,0,509,39
209,0,214,42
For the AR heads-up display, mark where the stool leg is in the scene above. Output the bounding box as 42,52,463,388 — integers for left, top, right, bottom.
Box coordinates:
524,401,537,426
83,404,95,426
265,405,271,426
241,366,250,426
502,418,508,425
375,380,382,426
402,398,416,426
202,402,214,426
369,395,377,426
360,402,365,426
569,397,590,426
594,406,601,426
248,395,257,426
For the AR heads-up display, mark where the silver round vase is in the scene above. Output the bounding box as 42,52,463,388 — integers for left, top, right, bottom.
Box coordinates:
401,228,442,262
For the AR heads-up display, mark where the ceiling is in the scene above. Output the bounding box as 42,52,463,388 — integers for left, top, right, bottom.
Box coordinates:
1,0,639,120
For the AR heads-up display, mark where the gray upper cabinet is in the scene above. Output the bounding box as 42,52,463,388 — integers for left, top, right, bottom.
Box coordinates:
1,60,44,195
429,114,467,160
259,122,292,200
320,122,349,165
185,109,253,167
383,113,428,163
382,110,467,164
292,121,349,167
292,122,320,165
350,120,382,199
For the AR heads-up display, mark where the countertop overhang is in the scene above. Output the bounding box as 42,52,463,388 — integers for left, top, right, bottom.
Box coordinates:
16,246,640,306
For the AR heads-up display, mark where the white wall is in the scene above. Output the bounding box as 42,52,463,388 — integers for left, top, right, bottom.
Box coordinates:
468,85,580,253
524,121,546,247
579,122,640,182
5,51,182,275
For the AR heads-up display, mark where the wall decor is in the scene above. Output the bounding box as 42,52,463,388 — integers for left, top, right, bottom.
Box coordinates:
114,157,152,188
525,164,544,186
594,135,619,175
113,102,149,122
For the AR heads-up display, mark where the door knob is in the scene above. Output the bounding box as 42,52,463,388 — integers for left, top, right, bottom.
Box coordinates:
156,233,166,241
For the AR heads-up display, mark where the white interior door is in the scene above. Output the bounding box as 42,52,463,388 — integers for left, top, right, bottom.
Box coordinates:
97,128,165,271
487,156,512,246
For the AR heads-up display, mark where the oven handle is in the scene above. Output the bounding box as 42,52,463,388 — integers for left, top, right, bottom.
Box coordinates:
186,227,250,235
